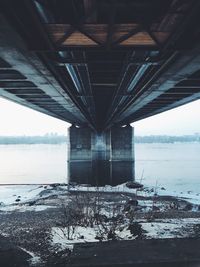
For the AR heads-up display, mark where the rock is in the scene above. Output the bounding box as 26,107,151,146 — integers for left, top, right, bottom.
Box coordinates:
124,199,139,212
164,228,170,231
39,189,52,197
152,206,160,211
169,201,179,210
161,187,166,190
126,181,143,189
68,182,77,187
183,203,193,211
50,183,66,189
128,222,143,237
28,200,36,206
128,199,138,206
50,183,60,188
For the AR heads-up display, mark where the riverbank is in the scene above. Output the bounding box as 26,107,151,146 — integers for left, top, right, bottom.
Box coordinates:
0,183,200,266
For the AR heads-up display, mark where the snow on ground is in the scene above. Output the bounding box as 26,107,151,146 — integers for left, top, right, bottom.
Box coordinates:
51,226,98,250
0,204,54,212
69,183,134,193
141,218,200,239
0,183,136,213
51,226,134,251
20,247,42,266
51,218,200,251
0,183,200,254
155,187,200,205
49,182,200,251
0,185,44,205
0,184,67,212
0,182,200,212
0,182,199,208
69,182,200,205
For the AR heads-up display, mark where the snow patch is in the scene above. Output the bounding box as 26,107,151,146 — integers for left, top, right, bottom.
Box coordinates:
51,226,98,251
141,218,200,239
20,247,42,266
0,184,63,212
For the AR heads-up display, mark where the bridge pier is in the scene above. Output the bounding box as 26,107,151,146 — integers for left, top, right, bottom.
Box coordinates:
68,125,135,186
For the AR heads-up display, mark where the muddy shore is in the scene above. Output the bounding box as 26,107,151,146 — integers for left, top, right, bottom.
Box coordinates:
0,184,200,266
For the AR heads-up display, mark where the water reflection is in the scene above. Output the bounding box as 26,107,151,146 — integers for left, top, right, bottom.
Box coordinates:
68,160,134,186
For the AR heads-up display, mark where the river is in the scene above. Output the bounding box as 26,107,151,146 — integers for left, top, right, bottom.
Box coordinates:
0,143,199,193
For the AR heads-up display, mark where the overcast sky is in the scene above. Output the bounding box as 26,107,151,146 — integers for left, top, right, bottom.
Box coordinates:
0,96,199,136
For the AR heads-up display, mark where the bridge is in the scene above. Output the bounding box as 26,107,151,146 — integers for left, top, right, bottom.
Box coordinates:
0,0,200,185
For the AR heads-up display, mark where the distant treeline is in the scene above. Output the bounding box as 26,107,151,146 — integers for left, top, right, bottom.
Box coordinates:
0,135,67,144
0,134,199,144
135,135,200,143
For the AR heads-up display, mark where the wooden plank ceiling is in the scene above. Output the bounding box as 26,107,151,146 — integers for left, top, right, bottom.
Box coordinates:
46,24,157,46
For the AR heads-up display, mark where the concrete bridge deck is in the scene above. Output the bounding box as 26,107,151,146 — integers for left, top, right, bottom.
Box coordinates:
0,0,200,131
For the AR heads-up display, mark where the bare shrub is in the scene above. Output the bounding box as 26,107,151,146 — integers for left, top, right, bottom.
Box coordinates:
57,201,80,240
95,202,125,241
57,189,137,241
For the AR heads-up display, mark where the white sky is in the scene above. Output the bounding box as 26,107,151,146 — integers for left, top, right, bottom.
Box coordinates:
0,96,199,136
0,97,69,136
133,99,200,135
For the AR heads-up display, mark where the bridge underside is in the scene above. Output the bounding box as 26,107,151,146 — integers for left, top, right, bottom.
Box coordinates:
0,1,200,184
0,0,200,132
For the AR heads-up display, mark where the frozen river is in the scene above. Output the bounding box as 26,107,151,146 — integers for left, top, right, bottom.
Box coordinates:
0,143,199,193
135,142,200,192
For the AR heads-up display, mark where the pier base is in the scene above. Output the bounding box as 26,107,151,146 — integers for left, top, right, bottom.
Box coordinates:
68,125,135,186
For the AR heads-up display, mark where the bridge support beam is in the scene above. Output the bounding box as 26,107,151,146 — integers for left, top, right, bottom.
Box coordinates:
68,125,135,186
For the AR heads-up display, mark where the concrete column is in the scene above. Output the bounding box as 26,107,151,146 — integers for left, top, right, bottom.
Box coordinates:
68,125,92,184
68,124,135,185
110,125,135,185
111,125,134,161
91,131,111,160
68,125,92,161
